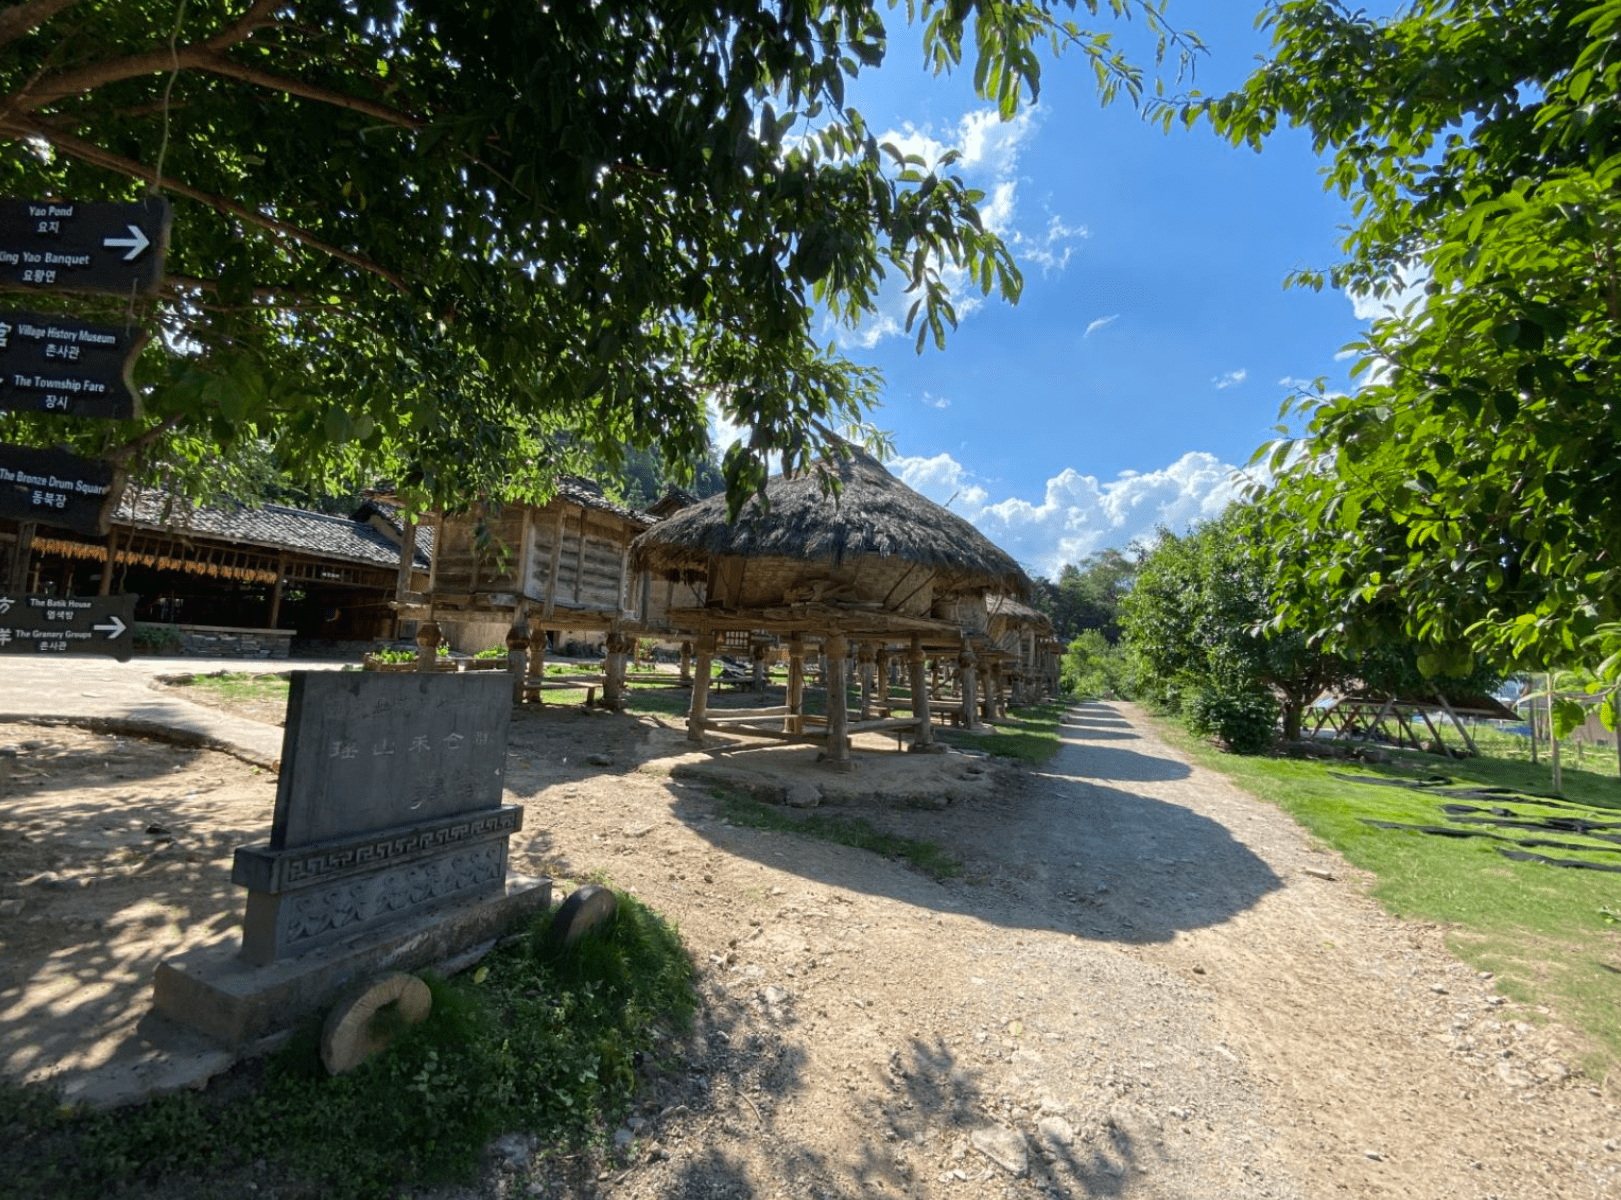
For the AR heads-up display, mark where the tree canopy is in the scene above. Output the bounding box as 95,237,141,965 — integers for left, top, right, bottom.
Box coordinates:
1,0,1194,513
1121,503,1500,752
1191,0,1621,731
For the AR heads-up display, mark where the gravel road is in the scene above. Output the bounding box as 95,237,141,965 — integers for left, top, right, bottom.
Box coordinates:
482,700,1619,1200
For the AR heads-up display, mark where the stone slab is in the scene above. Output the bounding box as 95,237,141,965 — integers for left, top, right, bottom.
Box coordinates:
152,875,551,1048
271,670,512,848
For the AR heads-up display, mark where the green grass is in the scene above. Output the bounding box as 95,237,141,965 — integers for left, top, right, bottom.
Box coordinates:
936,702,1067,765
714,789,962,880
181,671,291,704
0,891,695,1200
1155,717,1621,1080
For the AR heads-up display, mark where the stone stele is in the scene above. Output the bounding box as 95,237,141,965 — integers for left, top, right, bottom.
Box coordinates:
153,671,550,1048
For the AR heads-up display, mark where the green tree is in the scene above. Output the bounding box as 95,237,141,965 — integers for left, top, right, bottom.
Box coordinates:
1061,627,1133,698
0,0,1196,513
1035,547,1136,643
1191,0,1621,734
1122,505,1344,748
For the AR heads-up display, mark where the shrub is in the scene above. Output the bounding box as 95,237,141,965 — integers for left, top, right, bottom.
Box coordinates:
1185,686,1280,755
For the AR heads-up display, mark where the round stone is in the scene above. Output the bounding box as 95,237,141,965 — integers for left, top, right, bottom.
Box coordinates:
320,971,432,1075
542,884,619,951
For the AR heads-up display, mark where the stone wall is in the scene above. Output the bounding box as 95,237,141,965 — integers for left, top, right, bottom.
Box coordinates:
170,624,296,660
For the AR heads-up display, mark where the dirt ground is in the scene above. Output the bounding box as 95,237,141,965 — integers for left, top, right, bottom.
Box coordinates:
2,689,1618,1199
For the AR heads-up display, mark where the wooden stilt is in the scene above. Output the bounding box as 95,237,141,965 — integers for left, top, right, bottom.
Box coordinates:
688,632,715,742
824,633,851,768
785,636,805,734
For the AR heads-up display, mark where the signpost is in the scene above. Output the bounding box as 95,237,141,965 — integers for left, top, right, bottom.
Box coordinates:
0,311,144,418
0,196,171,654
0,592,135,661
0,444,118,536
0,198,171,295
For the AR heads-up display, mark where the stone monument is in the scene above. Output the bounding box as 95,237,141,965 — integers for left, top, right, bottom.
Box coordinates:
153,671,550,1047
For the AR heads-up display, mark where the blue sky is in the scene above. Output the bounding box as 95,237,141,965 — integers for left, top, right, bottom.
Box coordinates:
738,5,1380,580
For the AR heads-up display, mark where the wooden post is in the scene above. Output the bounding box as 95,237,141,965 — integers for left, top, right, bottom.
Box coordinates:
930,659,942,706
531,625,547,707
980,663,996,724
98,527,118,596
824,632,851,769
688,631,715,742
1548,672,1563,794
267,551,287,629
7,521,35,594
415,621,442,672
679,641,693,684
785,636,805,734
875,647,892,706
506,611,531,705
960,645,980,731
603,629,626,709
1433,692,1479,756
751,642,767,693
857,642,875,720
908,636,938,752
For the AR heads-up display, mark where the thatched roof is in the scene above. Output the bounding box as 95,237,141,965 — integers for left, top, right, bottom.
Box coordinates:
988,594,1052,631
630,445,1030,597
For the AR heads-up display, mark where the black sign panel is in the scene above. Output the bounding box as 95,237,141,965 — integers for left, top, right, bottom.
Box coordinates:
0,311,144,418
0,592,136,661
0,198,171,296
0,444,118,536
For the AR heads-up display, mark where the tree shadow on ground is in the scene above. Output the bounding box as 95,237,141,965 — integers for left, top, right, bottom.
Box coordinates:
666,701,1282,947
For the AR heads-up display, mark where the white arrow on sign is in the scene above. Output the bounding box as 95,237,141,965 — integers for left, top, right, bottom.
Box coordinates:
92,615,126,638
102,225,151,261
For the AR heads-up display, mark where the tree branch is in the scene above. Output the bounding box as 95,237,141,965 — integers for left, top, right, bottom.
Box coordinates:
3,0,289,117
0,0,80,50
190,49,420,128
107,412,186,464
4,117,410,292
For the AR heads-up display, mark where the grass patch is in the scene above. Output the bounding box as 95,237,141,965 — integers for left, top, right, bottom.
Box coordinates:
0,890,695,1200
936,702,1066,765
179,671,291,705
714,789,962,880
1154,717,1621,1079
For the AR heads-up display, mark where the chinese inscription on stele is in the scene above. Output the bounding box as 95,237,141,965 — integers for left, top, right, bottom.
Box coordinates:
231,671,518,965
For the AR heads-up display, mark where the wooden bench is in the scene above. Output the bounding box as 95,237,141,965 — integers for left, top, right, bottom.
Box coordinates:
522,674,605,705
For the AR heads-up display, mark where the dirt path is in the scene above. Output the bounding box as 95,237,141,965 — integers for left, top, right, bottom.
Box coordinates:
495,700,1618,1200
4,693,1618,1197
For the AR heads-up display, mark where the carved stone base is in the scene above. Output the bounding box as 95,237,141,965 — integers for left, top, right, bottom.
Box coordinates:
152,875,552,1048
233,807,522,965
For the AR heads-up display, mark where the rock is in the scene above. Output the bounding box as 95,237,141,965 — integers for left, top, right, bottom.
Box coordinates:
320,972,432,1074
1365,1150,1383,1161
970,1126,1028,1176
785,783,822,808
1495,1061,1535,1089
1037,1116,1075,1148
1302,867,1336,881
542,885,619,951
0,898,23,917
491,1132,535,1169
588,753,613,767
614,1127,636,1149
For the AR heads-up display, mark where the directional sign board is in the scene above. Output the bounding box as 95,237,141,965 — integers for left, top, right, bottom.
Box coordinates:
0,444,118,536
0,311,144,418
0,592,135,661
0,198,170,295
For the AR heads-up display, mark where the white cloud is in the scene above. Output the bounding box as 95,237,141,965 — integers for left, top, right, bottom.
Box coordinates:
922,392,951,409
1347,265,1430,322
833,105,1085,348
891,450,1244,577
1084,313,1119,338
1213,368,1248,390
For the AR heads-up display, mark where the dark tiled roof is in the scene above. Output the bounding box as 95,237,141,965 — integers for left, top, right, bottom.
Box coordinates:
555,476,653,527
118,491,430,570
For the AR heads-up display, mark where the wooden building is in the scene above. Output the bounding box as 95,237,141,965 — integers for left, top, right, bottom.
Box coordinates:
630,443,1032,767
3,490,430,656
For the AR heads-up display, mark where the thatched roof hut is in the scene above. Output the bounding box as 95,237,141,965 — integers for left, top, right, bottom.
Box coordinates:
631,444,1030,625
628,445,1032,763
